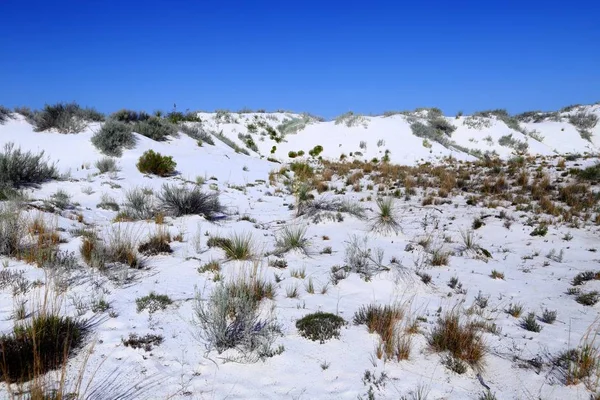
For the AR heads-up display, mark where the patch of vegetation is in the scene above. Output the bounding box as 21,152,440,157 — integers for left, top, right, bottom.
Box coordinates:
91,120,136,157
274,225,310,255
296,312,345,343
0,143,58,189
136,150,177,176
136,292,173,313
122,333,164,351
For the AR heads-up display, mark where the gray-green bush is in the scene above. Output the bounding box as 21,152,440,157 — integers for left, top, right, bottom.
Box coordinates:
32,102,92,133
133,117,178,141
91,120,136,157
0,106,12,124
179,124,215,145
0,143,58,188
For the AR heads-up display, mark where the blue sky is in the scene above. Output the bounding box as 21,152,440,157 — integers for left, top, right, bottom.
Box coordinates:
1,0,599,118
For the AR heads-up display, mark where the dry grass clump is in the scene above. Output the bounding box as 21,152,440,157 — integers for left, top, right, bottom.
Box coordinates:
220,232,254,260
80,225,142,270
429,310,486,370
138,226,172,255
274,225,310,255
353,303,410,360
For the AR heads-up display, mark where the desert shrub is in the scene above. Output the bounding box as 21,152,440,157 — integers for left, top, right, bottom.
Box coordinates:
410,121,451,147
122,187,156,220
0,105,12,124
33,102,87,133
122,333,164,351
569,112,598,131
0,143,57,188
578,164,600,182
0,312,90,383
133,117,177,141
206,236,233,250
571,270,600,286
540,309,557,324
136,292,173,313
237,133,259,152
95,157,120,174
370,197,401,235
429,310,486,369
136,150,177,176
0,202,26,257
555,343,599,385
91,120,136,157
335,111,366,127
274,225,310,255
277,115,312,135
179,124,214,145
166,110,201,124
288,151,298,158
213,131,249,155
576,291,600,306
520,312,542,332
308,145,324,157
344,235,388,278
97,193,120,211
193,277,281,361
296,312,345,343
157,184,223,219
429,117,456,136
498,134,529,152
110,109,151,123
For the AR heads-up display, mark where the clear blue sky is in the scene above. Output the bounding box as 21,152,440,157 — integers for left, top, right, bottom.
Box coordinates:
1,0,599,118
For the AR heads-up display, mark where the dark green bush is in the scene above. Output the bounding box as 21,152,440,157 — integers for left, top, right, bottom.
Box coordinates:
288,151,298,158
91,120,136,157
296,312,345,343
110,109,151,123
136,150,177,176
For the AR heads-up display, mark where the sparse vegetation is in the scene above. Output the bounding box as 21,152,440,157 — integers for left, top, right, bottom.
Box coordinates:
136,150,177,176
158,184,223,219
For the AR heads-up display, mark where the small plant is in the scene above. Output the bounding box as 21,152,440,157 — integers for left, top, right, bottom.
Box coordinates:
520,312,542,332
429,310,486,369
121,187,156,220
136,292,173,313
122,333,164,351
540,309,557,324
32,102,88,133
370,197,401,235
430,248,450,266
95,157,120,174
530,224,548,237
221,232,254,260
91,120,136,156
571,270,600,286
296,312,345,343
490,270,504,280
442,354,468,374
158,184,223,219
472,217,484,230
353,303,404,358
506,303,523,318
274,225,310,255
136,150,177,176
576,291,600,306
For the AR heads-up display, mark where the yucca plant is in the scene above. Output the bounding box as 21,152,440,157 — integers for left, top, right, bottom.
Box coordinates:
274,225,310,255
370,197,401,235
222,232,254,260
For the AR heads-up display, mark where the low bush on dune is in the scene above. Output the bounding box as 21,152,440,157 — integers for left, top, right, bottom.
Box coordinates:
136,150,177,176
133,117,178,141
296,312,345,343
0,105,13,124
32,102,104,133
0,143,58,189
179,124,215,145
91,120,136,157
110,109,151,123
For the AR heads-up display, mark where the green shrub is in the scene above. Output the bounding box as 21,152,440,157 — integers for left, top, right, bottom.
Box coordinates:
136,150,177,176
288,151,298,158
308,145,324,157
179,124,214,145
296,312,345,343
133,117,177,141
91,120,136,157
166,110,201,124
110,109,151,123
136,292,173,313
